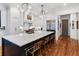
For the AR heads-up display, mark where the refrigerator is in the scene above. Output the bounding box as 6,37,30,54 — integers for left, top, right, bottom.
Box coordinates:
46,20,55,31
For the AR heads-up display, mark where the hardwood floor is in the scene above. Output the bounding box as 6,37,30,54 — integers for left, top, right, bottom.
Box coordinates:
0,36,79,56
40,36,79,56
0,47,2,56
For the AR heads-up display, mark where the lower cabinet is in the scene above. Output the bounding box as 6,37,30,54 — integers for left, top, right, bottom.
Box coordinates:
2,39,22,56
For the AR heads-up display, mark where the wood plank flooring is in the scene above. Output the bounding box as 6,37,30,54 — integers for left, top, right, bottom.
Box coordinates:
40,36,79,56
0,47,2,56
0,36,79,56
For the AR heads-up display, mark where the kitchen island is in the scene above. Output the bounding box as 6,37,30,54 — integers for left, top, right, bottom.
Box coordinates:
2,31,55,56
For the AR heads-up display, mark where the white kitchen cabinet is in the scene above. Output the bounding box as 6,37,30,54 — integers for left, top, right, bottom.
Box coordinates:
9,7,22,34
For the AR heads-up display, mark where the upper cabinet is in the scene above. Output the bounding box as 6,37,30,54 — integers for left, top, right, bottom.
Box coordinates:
8,7,22,34
0,5,7,30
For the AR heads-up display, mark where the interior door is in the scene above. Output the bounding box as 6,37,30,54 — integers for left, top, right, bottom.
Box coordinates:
62,19,68,36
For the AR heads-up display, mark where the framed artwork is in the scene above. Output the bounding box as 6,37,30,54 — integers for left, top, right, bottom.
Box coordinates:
78,21,79,29
60,23,61,28
76,21,79,29
58,20,59,30
27,15,32,20
72,21,74,29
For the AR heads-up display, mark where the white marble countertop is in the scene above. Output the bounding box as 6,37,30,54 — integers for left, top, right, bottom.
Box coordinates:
2,31,54,47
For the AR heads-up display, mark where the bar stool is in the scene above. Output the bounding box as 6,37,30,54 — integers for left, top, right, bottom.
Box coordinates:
26,40,43,56
42,37,49,49
49,34,55,44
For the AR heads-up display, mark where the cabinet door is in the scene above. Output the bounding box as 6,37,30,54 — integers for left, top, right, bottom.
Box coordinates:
10,8,21,34
3,39,21,56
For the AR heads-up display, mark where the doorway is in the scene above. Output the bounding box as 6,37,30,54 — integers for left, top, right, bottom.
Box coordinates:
62,19,68,36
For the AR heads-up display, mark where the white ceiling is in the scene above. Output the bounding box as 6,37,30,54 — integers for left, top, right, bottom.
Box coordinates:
1,3,79,15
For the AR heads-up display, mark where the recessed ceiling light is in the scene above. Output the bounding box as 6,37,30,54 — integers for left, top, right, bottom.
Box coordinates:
64,3,67,6
17,4,20,8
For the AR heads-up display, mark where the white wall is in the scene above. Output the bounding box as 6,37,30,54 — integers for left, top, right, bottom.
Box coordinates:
70,13,77,39
55,16,60,40
70,13,79,40
55,16,63,40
